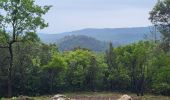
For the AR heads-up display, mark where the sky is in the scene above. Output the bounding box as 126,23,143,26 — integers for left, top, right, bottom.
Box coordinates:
35,0,158,34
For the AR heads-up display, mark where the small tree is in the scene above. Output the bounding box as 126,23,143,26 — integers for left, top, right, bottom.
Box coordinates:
0,0,51,97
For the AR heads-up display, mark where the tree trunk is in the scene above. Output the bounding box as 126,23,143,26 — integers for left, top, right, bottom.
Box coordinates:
8,43,13,97
49,72,54,93
140,74,145,96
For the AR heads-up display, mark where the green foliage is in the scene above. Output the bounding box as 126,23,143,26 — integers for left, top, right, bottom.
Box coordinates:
64,49,107,91
0,39,170,96
42,53,67,93
106,41,153,95
0,0,51,97
148,0,170,95
150,52,170,95
149,0,170,52
0,0,170,96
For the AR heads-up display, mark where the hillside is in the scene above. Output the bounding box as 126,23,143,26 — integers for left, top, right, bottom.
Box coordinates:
58,35,108,51
39,27,154,44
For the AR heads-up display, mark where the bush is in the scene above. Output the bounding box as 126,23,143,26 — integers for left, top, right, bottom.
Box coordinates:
152,83,170,95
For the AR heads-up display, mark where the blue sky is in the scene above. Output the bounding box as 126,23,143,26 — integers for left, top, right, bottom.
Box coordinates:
36,0,157,33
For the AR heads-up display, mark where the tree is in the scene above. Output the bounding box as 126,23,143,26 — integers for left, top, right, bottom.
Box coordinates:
150,50,170,95
0,0,51,97
112,41,153,96
149,1,170,95
43,53,67,93
149,0,170,52
105,42,117,90
64,49,107,91
64,49,92,91
85,55,105,91
106,42,116,70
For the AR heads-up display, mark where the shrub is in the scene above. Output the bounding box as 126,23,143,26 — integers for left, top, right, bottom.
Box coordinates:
152,83,170,95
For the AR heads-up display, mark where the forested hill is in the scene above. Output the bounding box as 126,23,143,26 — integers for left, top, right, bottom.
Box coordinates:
39,27,153,44
58,35,108,51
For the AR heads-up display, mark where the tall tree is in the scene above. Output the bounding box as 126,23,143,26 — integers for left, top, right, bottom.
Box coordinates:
85,56,98,91
106,42,116,70
149,0,170,52
105,42,117,90
122,42,151,96
0,0,51,97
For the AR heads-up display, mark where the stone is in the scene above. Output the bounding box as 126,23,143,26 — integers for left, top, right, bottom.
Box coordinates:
117,94,132,100
51,94,69,100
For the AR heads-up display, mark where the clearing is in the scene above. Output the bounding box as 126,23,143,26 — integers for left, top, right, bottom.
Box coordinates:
2,92,170,100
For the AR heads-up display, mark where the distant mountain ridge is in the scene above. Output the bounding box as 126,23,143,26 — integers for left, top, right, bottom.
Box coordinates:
39,27,153,44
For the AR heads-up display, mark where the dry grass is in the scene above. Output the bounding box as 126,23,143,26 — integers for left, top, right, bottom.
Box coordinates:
32,92,170,100
2,92,170,100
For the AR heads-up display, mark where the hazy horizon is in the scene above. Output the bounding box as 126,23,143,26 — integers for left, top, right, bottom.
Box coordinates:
39,26,151,34
36,0,157,34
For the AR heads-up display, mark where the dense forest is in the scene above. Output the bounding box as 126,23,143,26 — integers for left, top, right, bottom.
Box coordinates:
0,0,170,98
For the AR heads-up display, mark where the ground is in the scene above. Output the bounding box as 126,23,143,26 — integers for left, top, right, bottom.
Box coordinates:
2,92,170,100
